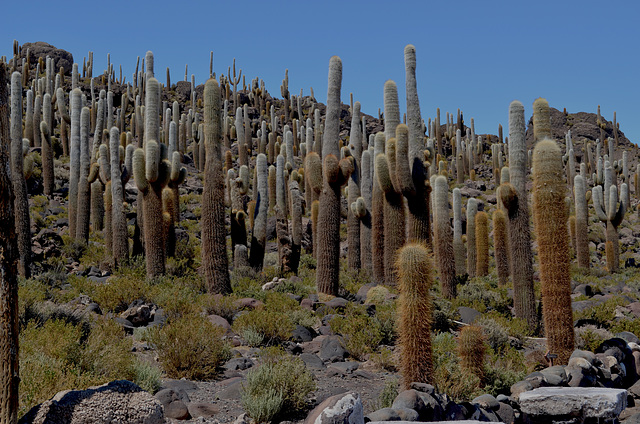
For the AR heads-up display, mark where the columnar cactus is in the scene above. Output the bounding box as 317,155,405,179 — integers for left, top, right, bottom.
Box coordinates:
371,132,386,284
574,175,590,269
500,100,538,331
201,78,231,293
466,198,478,278
110,127,129,266
433,175,456,298
40,120,54,195
475,211,489,277
403,45,431,245
532,139,574,364
592,161,628,273
68,88,82,238
76,107,92,242
133,77,169,278
357,148,373,271
289,179,302,274
249,153,268,270
493,209,509,286
0,64,20,424
396,242,434,388
316,56,352,295
11,72,31,278
533,97,551,143
347,101,362,271
452,188,466,276
458,325,486,383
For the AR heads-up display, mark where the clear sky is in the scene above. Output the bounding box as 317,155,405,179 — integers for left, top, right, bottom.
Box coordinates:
3,0,639,143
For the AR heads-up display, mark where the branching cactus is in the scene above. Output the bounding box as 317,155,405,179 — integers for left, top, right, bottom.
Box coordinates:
167,150,186,224
499,100,537,331
347,101,362,270
11,71,31,278
316,57,353,295
433,175,456,298
592,161,628,273
249,153,268,270
403,45,431,245
133,77,170,278
532,139,574,364
396,242,434,388
202,78,231,293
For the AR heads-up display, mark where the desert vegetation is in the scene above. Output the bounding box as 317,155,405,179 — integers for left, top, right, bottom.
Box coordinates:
1,40,640,423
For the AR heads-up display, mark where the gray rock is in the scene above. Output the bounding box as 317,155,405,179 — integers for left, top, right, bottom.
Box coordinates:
155,388,189,406
409,383,435,396
540,365,568,386
365,407,419,422
368,422,504,424
187,402,219,419
164,400,190,420
329,361,359,374
566,366,596,387
293,325,315,343
208,315,232,333
19,380,165,424
495,402,515,424
224,357,253,371
457,306,481,324
472,394,499,410
510,380,533,399
392,390,425,416
628,379,640,399
160,379,198,393
318,335,347,363
304,392,363,424
574,284,593,297
300,353,326,370
216,379,243,400
519,387,627,419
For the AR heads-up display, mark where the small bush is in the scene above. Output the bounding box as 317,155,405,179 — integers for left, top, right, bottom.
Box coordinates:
475,317,509,352
375,378,399,410
241,352,315,423
575,325,613,351
200,293,239,322
330,304,384,360
233,309,294,346
133,361,163,394
148,313,231,380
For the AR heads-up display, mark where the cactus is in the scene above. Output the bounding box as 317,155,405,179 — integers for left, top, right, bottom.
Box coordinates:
133,77,170,278
592,161,628,273
201,78,231,293
107,127,129,266
289,179,302,274
76,107,92,242
0,63,20,424
403,45,431,245
533,97,550,143
458,325,486,383
249,153,268,270
40,120,54,195
347,101,362,270
574,175,589,269
452,188,465,276
358,149,373,271
396,242,434,388
433,175,456,298
11,72,31,278
500,100,537,331
316,57,352,295
532,139,574,363
493,209,509,286
475,211,489,277
466,198,478,278
68,88,82,238
371,132,386,284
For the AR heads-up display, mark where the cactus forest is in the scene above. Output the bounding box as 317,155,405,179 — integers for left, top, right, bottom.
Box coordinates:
3,40,640,424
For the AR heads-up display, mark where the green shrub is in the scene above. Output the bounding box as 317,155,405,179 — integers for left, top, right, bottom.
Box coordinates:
330,304,384,360
233,309,294,346
148,313,231,380
133,361,163,394
199,293,239,322
241,352,315,423
475,317,509,352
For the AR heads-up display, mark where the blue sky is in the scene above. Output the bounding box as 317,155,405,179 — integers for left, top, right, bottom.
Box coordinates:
3,0,639,143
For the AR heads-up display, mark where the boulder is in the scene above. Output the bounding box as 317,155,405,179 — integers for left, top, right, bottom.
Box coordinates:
304,392,363,424
19,380,165,424
16,42,74,75
318,335,347,363
519,387,627,419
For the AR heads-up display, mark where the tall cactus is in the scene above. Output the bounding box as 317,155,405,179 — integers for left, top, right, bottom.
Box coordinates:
493,209,509,286
574,175,590,269
316,56,352,295
371,132,386,284
110,127,129,266
133,77,169,278
466,198,478,278
76,107,92,242
357,148,373,271
433,175,456,298
347,101,362,270
532,139,574,364
249,153,268,270
202,78,231,293
11,72,31,278
592,161,628,273
533,97,550,143
396,242,434,388
452,188,465,276
403,44,431,245
500,100,537,331
68,88,82,238
0,63,20,424
40,120,54,195
475,210,489,277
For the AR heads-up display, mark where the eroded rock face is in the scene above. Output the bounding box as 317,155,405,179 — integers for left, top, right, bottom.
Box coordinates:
304,392,363,424
19,380,166,424
519,387,627,420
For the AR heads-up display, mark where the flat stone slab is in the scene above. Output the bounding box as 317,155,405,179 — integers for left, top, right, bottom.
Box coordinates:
519,387,627,419
368,421,503,424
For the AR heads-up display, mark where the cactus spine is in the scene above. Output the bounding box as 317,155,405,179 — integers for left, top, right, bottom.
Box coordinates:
475,210,489,277
501,100,537,331
316,57,352,295
202,78,231,293
396,243,434,388
433,175,456,298
11,72,31,278
532,139,574,364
